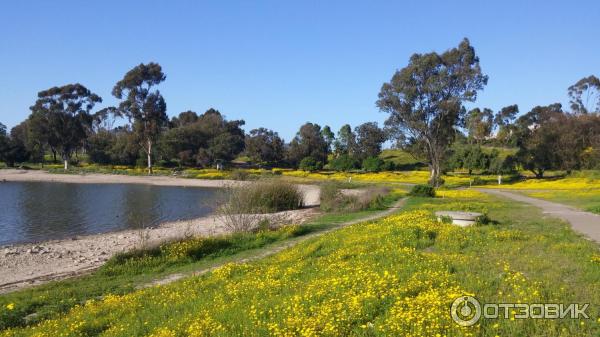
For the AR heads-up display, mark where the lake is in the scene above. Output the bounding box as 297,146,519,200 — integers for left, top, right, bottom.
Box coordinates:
0,181,219,246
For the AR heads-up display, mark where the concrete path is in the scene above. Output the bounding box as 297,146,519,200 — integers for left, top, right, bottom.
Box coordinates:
479,189,600,243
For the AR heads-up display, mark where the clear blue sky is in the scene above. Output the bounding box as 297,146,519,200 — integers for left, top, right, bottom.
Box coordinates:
1,0,599,141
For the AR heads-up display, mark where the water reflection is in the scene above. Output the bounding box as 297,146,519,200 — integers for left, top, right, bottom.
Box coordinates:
0,182,218,245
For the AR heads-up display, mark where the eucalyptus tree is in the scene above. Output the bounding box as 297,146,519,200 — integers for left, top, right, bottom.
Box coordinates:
0,123,29,167
333,124,356,156
493,104,519,145
377,38,488,186
320,125,335,153
354,122,386,159
245,127,285,166
0,123,8,164
568,75,600,114
286,123,329,167
112,63,168,174
29,84,102,170
465,107,494,144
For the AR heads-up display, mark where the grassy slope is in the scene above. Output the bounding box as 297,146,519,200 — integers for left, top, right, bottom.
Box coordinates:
379,149,425,169
0,193,404,331
2,190,599,336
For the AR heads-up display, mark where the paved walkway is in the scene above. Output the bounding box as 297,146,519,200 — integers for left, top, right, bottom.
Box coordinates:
479,189,600,243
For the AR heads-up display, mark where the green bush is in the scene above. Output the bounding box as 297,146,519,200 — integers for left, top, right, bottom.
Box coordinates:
361,156,385,172
408,184,436,197
227,180,304,213
299,157,323,172
381,160,396,171
329,154,360,172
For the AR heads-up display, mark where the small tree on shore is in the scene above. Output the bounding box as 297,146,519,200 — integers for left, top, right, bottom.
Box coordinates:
112,63,167,174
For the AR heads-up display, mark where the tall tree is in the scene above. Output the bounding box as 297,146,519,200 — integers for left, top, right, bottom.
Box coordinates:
29,84,102,170
112,63,167,174
465,108,494,144
170,110,199,127
568,75,600,114
333,124,356,156
0,123,30,167
514,104,565,178
286,122,329,167
0,123,8,164
354,122,387,159
377,38,488,186
320,125,335,153
245,128,285,166
161,109,245,167
493,104,519,145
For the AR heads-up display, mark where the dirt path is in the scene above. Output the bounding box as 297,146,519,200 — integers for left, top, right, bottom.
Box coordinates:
141,198,408,289
479,189,600,243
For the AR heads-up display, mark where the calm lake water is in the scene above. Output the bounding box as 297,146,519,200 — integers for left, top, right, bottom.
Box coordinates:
0,181,219,246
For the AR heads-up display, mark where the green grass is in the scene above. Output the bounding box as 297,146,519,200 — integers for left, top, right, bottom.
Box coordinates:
518,189,600,215
379,149,425,170
2,189,599,336
0,227,311,330
481,145,517,159
0,192,403,331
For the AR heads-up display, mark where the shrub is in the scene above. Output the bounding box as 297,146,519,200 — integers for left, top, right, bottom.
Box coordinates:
475,213,492,226
299,157,323,172
329,154,360,172
381,160,396,171
471,176,485,186
233,180,304,213
230,169,250,181
361,156,385,172
320,182,389,212
216,180,304,232
157,159,179,168
408,184,436,197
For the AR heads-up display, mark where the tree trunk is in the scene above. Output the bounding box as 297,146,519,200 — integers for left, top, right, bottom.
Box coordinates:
63,158,69,171
429,158,441,187
52,149,57,163
429,146,441,188
147,139,153,175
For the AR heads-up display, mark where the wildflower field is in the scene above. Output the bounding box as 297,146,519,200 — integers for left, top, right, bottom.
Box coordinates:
2,190,599,336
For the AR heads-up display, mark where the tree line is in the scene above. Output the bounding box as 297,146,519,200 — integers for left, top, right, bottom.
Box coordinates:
2,39,600,185
0,62,391,173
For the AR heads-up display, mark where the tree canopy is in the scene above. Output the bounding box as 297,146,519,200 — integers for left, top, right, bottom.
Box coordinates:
245,128,285,166
112,62,168,173
28,83,102,169
377,38,488,186
568,75,600,114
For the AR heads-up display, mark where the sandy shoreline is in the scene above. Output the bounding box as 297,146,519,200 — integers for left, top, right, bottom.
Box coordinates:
0,169,321,293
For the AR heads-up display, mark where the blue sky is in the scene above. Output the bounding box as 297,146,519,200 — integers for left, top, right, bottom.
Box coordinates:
1,0,599,141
